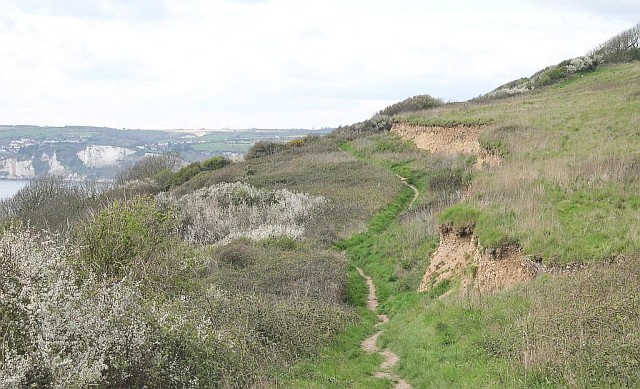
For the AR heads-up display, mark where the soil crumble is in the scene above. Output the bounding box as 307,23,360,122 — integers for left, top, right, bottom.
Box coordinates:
419,226,537,294
391,123,481,155
391,123,502,169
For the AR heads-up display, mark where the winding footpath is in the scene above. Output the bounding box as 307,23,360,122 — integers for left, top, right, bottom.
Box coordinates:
396,174,419,208
356,267,411,389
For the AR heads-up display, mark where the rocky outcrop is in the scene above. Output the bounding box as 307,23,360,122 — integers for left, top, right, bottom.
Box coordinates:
1,158,36,179
41,152,66,176
77,145,136,168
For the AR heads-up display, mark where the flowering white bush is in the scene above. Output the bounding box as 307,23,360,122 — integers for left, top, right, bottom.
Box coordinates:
483,82,533,99
566,54,601,74
165,182,327,245
0,228,148,388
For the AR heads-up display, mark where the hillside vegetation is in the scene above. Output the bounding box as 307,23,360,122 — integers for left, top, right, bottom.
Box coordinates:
402,62,640,265
0,133,404,387
365,61,640,388
1,25,639,388
277,27,640,388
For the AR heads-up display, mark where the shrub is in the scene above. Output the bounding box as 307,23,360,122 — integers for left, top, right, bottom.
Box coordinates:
0,177,106,233
286,138,305,148
163,156,231,189
379,94,444,116
566,55,600,74
0,227,277,388
530,54,601,89
196,287,353,361
115,153,182,185
167,161,202,187
535,66,567,87
75,196,179,281
209,239,348,302
166,182,327,245
245,141,287,159
591,22,640,63
199,155,230,171
477,78,535,100
215,239,257,268
0,228,150,388
334,114,393,137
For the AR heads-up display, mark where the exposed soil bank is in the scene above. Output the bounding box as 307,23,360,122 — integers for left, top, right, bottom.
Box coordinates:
391,123,501,168
391,123,481,155
419,226,537,294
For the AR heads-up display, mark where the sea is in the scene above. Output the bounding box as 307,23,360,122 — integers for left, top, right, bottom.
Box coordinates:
0,179,30,199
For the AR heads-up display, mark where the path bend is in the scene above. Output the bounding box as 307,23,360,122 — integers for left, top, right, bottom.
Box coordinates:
396,174,419,209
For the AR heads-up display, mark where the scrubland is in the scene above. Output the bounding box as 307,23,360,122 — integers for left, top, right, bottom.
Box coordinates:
0,137,401,387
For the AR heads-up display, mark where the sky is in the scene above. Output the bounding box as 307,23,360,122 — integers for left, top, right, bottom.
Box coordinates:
0,1,638,130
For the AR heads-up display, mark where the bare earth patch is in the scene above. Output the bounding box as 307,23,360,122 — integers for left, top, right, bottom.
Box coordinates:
476,148,502,168
418,227,476,291
391,123,502,169
396,174,419,208
391,123,481,155
419,227,536,294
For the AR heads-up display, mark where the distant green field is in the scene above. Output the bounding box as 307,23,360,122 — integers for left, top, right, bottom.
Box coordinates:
191,142,251,152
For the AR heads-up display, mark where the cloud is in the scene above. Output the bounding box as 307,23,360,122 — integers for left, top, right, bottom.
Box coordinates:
7,0,171,22
0,0,636,129
225,0,270,4
70,60,152,82
528,0,640,23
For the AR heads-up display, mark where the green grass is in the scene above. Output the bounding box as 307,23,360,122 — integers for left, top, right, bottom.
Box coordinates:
379,296,524,389
399,62,640,265
394,115,494,127
173,62,640,388
272,265,389,388
280,63,640,387
437,203,480,230
530,182,640,264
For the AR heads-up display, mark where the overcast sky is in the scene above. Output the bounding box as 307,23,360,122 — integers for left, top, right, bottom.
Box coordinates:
0,0,638,129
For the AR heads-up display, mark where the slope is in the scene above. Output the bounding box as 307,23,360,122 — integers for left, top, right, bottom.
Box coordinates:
274,61,639,388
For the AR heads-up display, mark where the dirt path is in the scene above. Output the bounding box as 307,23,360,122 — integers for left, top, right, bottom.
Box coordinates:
396,174,419,209
356,267,411,389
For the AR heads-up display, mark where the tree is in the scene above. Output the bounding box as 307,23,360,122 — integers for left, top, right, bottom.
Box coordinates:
591,23,640,63
115,153,182,184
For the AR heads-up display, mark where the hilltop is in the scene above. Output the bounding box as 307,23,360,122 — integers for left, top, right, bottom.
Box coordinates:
0,24,638,388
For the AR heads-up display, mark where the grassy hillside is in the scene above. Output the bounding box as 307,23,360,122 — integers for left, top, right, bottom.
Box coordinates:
400,62,640,265
273,62,640,388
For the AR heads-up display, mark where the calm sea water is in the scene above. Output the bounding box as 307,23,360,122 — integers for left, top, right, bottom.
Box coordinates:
0,179,30,199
